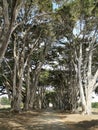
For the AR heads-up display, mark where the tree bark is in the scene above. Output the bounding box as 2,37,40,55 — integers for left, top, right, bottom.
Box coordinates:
24,64,31,111
12,38,25,112
29,62,43,109
0,0,24,63
78,44,87,113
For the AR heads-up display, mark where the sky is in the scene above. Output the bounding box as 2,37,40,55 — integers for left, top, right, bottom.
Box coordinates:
92,92,98,103
53,2,59,10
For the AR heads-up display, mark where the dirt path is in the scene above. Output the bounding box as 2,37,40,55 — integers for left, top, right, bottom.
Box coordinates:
0,109,98,130
0,109,72,130
32,109,72,130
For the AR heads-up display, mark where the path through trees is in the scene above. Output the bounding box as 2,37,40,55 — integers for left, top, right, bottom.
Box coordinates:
0,108,98,130
0,0,98,115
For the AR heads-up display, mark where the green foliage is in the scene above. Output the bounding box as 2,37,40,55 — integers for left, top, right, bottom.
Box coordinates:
92,102,98,108
45,91,56,104
39,70,50,86
0,97,10,105
1,0,98,112
37,0,53,12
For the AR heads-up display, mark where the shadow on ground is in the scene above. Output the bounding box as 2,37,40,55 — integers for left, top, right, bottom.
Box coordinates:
0,109,98,130
0,109,71,130
72,120,98,130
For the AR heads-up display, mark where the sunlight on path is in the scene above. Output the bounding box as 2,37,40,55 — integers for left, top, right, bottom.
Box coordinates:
0,109,72,130
29,110,72,130
1,108,98,130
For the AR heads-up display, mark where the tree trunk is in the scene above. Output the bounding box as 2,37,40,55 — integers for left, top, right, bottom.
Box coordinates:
77,42,98,114
0,1,24,63
78,44,86,113
11,40,25,112
12,65,24,112
85,45,92,114
24,65,31,111
29,62,43,109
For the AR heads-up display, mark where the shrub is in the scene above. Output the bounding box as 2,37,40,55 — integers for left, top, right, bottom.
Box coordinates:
92,102,98,108
0,97,10,105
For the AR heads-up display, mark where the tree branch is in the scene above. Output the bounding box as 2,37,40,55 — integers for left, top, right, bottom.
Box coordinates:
24,34,41,69
93,82,98,90
3,0,9,29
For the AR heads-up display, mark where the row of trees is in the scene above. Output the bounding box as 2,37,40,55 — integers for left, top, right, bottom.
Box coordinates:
0,0,98,114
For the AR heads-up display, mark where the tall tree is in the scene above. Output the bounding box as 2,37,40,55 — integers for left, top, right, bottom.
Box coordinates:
0,0,25,63
72,0,98,114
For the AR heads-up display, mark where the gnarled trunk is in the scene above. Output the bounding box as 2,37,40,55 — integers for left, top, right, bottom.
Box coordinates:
0,0,24,63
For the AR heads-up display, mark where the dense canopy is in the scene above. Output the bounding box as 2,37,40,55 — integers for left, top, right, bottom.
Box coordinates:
0,0,98,115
